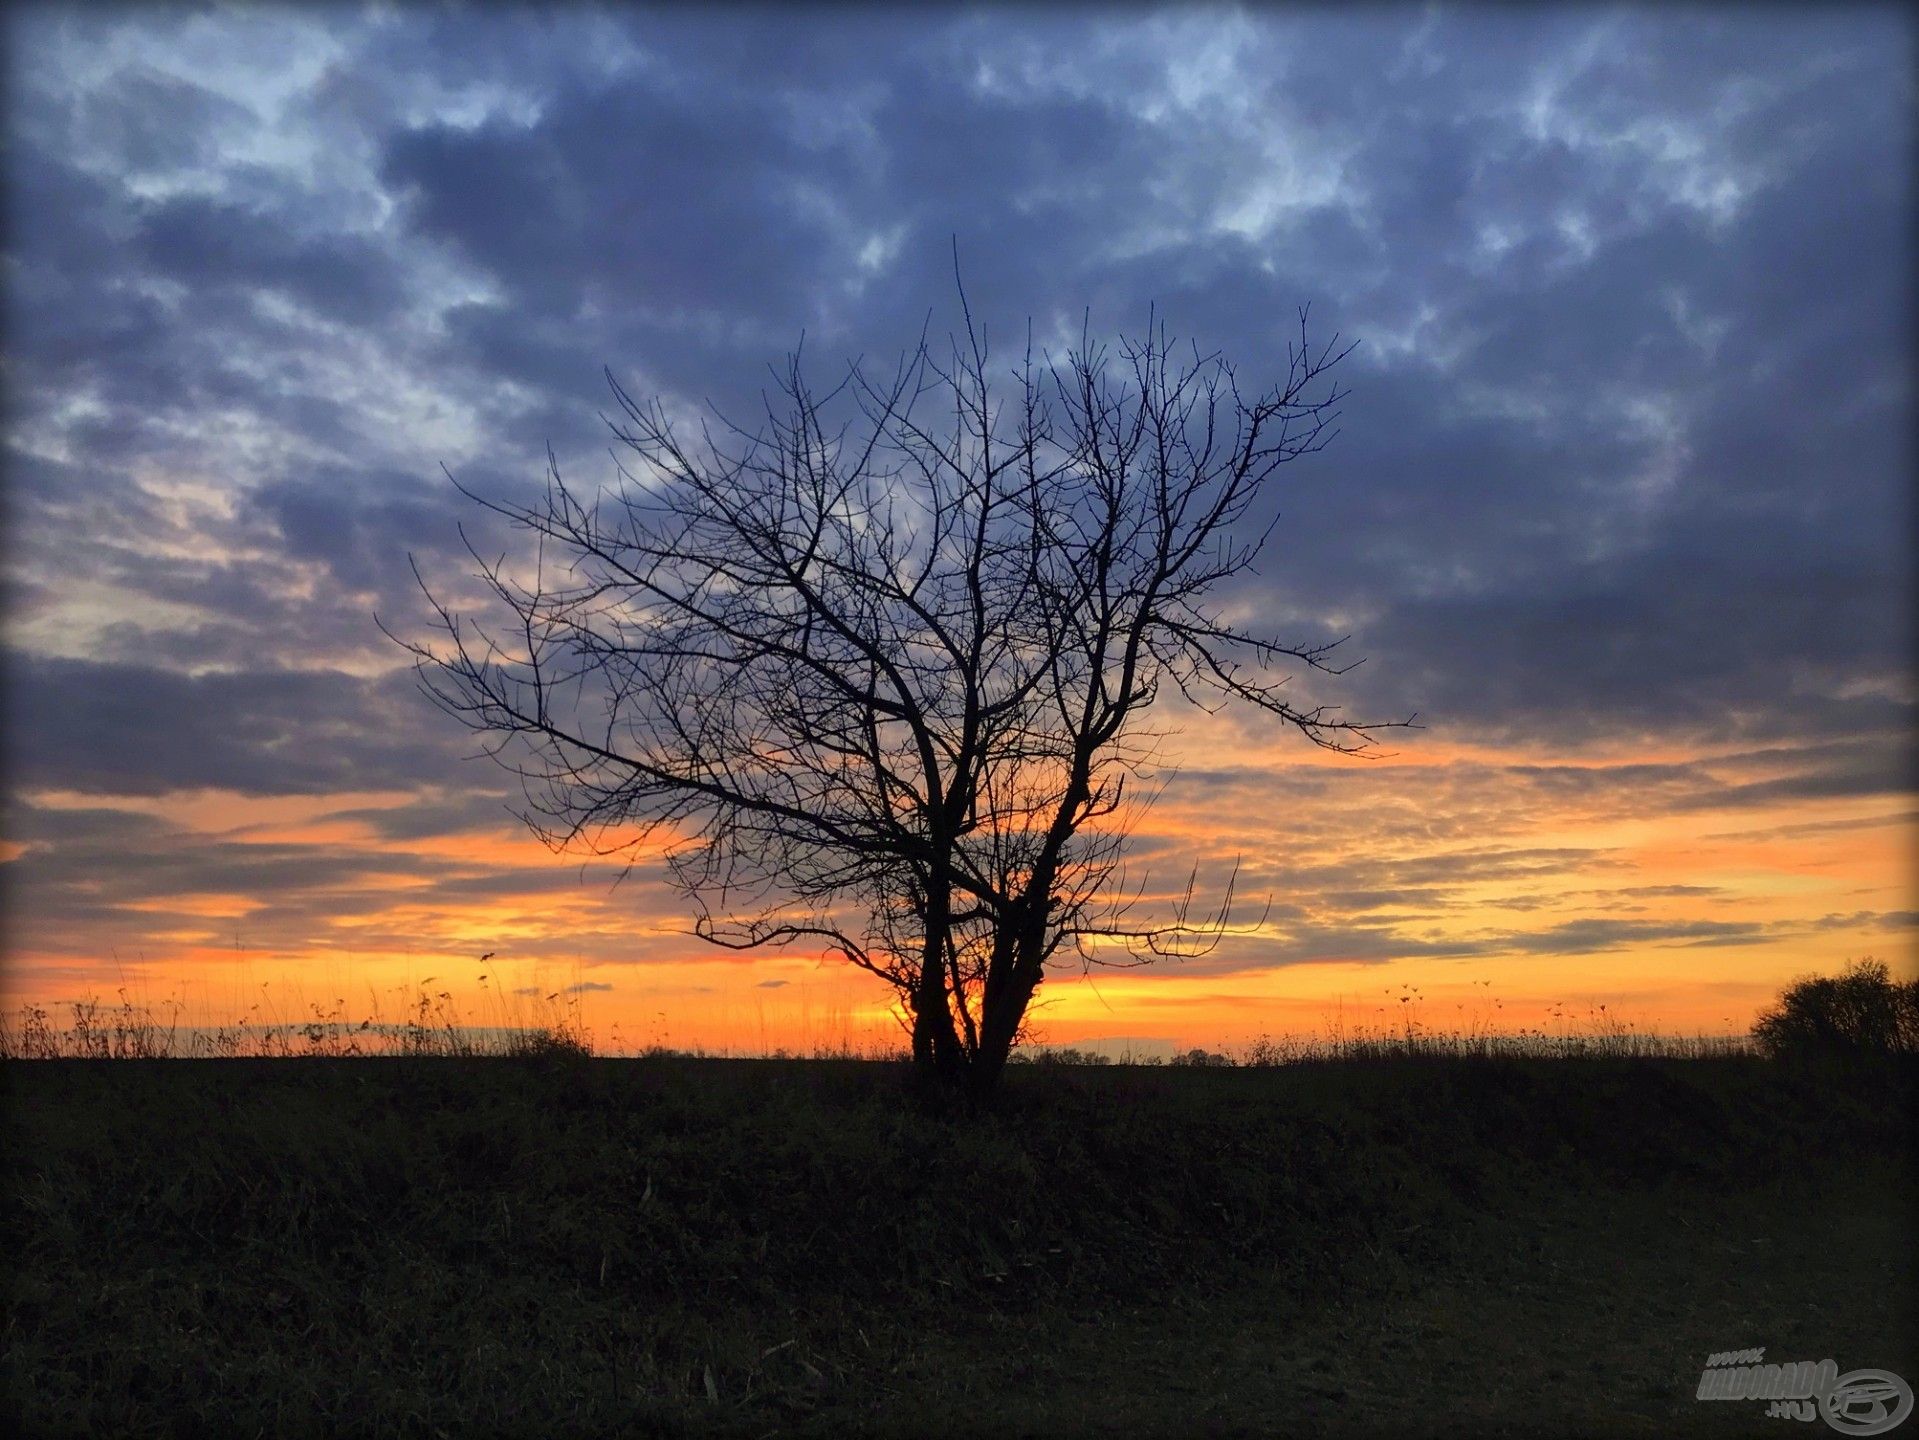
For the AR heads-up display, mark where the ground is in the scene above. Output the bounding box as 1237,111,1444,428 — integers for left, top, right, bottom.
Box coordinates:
3,1053,1911,1437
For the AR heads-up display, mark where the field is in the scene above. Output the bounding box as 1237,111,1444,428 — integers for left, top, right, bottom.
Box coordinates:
3,1051,1912,1438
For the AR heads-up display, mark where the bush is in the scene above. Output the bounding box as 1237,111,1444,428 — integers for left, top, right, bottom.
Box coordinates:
1753,958,1919,1059
1169,1047,1234,1067
1024,1046,1112,1066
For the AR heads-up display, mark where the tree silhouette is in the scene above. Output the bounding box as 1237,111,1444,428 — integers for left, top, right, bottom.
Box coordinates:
392,282,1411,1094
1753,958,1919,1058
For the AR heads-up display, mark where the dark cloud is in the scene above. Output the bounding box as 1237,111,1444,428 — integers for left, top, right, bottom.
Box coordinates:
0,791,678,968
1496,917,1769,954
384,92,840,321
4,657,460,796
1112,903,1917,981
135,192,404,326
72,65,257,172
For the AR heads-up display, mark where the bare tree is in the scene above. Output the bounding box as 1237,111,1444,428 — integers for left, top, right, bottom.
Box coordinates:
391,283,1412,1095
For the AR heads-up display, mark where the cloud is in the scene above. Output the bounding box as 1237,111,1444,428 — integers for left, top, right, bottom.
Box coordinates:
2,7,1911,1014
4,658,462,796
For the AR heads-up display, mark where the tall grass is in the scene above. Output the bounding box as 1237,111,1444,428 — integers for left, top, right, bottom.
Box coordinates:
1235,998,1755,1064
0,984,593,1061
0,982,1756,1064
1017,993,1754,1067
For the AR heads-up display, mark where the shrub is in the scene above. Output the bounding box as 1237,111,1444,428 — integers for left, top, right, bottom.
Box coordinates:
1169,1047,1234,1068
1753,958,1919,1059
1028,1047,1112,1066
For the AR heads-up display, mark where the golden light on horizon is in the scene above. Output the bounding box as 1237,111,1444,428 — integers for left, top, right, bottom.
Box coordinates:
6,724,1911,1055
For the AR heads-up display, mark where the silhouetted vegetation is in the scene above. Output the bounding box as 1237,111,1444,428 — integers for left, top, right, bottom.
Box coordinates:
0,986,593,1062
1168,1046,1234,1067
0,987,1753,1063
394,280,1415,1097
1752,957,1918,1059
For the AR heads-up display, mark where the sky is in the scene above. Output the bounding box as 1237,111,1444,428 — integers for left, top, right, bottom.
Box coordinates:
3,3,1914,1056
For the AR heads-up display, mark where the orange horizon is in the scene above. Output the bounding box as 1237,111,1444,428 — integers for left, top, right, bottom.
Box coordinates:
6,713,1912,1056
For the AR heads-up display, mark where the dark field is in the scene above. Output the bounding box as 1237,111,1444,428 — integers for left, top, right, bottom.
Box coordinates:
4,1053,1912,1438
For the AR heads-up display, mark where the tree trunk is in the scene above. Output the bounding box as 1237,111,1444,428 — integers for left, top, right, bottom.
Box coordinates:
968,914,1046,1098
967,974,1037,1099
910,886,965,1081
910,971,964,1076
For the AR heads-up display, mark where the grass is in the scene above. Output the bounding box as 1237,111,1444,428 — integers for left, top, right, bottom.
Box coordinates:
3,1045,1912,1437
0,986,596,1062
0,986,1751,1064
